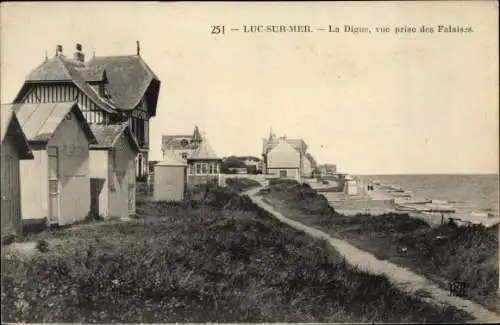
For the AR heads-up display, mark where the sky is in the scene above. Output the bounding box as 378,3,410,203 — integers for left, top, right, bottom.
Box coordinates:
1,1,498,175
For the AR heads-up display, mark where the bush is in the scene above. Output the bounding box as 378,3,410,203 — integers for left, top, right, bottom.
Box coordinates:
225,178,261,193
35,240,49,253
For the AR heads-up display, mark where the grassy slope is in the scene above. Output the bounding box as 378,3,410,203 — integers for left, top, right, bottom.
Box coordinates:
1,182,471,323
261,179,499,312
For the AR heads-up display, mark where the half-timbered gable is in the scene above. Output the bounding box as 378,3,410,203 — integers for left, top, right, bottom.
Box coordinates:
12,42,161,178
19,84,112,125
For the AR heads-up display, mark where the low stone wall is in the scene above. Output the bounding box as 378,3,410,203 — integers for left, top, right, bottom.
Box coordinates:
220,173,279,186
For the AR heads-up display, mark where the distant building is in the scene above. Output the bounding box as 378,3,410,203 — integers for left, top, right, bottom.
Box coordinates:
221,156,262,174
89,124,140,219
265,137,302,181
10,102,97,226
186,136,222,186
161,126,203,162
12,42,161,179
1,107,33,241
242,156,261,167
262,131,316,179
318,164,337,176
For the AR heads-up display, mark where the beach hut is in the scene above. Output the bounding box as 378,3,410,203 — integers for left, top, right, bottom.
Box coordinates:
1,107,34,241
89,124,139,219
344,175,359,196
186,137,223,187
9,102,97,226
154,149,187,201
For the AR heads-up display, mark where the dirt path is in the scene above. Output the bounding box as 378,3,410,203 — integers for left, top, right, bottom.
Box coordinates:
245,188,499,323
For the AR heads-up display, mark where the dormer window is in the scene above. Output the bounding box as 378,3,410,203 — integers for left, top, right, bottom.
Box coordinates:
99,83,110,98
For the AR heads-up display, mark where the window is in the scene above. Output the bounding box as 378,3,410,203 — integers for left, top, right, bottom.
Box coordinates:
209,164,214,174
144,121,149,146
196,163,201,174
48,147,59,180
110,150,117,171
201,163,208,174
280,170,287,178
181,152,188,159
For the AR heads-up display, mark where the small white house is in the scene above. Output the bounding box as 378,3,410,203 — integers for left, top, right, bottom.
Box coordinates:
11,102,97,226
154,149,187,202
89,124,139,219
266,139,301,181
1,107,33,241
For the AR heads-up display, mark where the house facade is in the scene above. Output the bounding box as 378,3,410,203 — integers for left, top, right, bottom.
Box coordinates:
161,126,203,162
1,107,34,241
186,137,222,186
12,42,161,179
265,139,302,181
9,102,97,226
89,124,139,219
262,131,316,180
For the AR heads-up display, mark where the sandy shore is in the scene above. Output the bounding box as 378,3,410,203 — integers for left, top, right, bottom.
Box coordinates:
305,179,498,228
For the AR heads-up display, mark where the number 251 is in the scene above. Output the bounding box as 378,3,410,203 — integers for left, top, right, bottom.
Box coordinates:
211,25,225,35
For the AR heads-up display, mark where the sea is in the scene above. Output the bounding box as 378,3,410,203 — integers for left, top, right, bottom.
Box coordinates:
355,174,499,225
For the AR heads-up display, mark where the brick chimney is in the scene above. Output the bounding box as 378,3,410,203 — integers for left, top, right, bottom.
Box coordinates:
56,45,63,56
73,43,85,62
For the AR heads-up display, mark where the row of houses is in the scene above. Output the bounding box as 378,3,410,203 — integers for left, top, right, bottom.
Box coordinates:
157,127,319,193
1,42,161,242
160,126,223,186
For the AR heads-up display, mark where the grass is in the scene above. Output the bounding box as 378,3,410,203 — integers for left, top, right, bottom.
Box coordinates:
261,179,500,312
1,185,473,323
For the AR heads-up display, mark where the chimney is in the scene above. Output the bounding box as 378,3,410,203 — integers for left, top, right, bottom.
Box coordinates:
73,43,85,62
56,45,63,56
136,40,141,56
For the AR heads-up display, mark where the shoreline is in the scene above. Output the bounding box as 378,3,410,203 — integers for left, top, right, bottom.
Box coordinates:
305,178,499,228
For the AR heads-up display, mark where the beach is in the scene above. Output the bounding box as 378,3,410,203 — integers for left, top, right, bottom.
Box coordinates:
306,175,499,228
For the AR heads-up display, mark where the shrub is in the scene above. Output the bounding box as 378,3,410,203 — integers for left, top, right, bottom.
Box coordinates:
35,240,49,253
225,178,261,193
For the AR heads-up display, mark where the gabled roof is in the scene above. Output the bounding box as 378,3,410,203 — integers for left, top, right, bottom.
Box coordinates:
89,123,139,153
162,135,198,151
162,126,205,151
263,137,308,155
266,140,301,169
15,55,118,114
187,138,220,161
157,149,187,167
0,106,34,159
87,55,161,116
7,102,97,147
25,56,74,81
